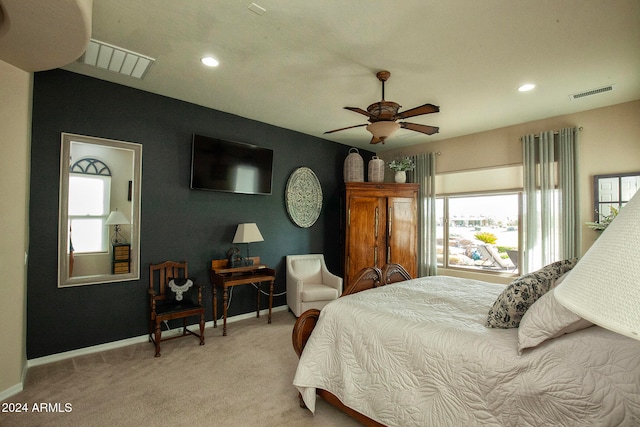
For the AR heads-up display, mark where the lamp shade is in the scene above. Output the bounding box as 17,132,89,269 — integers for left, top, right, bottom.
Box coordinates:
105,210,130,225
232,223,264,244
555,190,640,341
366,121,400,140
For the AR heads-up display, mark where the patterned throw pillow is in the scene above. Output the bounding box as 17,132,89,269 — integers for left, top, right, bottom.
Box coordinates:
486,259,578,328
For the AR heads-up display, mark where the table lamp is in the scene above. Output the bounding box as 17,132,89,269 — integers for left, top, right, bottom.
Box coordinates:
232,223,264,259
105,210,130,244
555,190,640,341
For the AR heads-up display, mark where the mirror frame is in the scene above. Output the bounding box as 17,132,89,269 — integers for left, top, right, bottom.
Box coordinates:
58,133,142,287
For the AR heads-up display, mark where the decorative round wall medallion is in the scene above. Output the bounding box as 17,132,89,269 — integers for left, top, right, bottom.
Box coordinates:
286,167,323,228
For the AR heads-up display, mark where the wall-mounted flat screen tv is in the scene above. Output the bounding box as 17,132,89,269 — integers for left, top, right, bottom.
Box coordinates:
190,134,274,195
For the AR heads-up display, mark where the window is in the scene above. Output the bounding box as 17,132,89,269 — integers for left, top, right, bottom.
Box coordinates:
68,173,111,253
437,192,521,273
593,172,640,222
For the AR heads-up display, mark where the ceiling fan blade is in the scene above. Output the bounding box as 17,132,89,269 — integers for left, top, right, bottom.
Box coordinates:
344,106,378,120
324,123,368,134
394,103,440,120
400,122,440,135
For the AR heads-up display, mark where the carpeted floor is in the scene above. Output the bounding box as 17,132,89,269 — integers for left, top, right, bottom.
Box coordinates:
1,311,361,427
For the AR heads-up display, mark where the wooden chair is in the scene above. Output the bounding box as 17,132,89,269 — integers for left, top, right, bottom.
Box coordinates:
148,261,205,357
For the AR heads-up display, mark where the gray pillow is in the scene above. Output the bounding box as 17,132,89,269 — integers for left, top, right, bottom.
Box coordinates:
486,259,578,328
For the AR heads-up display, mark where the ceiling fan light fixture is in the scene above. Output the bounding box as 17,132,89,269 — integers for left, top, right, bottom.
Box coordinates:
367,101,401,119
325,70,439,143
366,121,400,140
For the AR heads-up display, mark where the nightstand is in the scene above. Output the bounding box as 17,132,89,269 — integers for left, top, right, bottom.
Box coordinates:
112,244,131,274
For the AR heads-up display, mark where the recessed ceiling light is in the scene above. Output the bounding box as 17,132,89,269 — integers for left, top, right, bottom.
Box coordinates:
201,57,219,67
518,83,536,92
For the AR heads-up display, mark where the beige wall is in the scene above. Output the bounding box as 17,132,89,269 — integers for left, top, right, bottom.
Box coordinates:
380,99,640,263
0,60,31,396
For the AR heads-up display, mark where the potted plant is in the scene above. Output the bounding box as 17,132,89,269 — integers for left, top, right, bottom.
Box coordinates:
388,157,415,183
586,206,619,232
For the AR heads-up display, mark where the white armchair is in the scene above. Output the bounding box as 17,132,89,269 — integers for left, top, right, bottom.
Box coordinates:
286,254,343,317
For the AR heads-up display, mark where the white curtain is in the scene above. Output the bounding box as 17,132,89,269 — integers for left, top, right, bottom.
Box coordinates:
522,128,579,272
558,128,580,258
409,152,437,276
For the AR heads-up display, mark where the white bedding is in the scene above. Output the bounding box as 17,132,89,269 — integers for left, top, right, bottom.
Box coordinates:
293,276,640,426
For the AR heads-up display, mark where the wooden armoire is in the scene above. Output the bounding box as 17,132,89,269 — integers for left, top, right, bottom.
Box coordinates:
342,182,419,287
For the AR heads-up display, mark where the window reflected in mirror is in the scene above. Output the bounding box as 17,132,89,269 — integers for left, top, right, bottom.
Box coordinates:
69,162,112,254
593,172,640,222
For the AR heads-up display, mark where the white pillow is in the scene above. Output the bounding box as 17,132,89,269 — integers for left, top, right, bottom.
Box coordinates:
518,286,593,353
550,270,569,288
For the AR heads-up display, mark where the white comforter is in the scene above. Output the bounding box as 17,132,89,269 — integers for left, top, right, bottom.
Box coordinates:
293,276,640,426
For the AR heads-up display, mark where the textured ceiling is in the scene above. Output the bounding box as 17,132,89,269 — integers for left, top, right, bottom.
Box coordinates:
3,0,640,151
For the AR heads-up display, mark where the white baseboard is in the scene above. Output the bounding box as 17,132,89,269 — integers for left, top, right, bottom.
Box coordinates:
0,382,24,402
0,359,28,402
0,306,289,400
27,305,288,368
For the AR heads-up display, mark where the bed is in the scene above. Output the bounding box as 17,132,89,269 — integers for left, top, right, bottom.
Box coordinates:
292,264,640,427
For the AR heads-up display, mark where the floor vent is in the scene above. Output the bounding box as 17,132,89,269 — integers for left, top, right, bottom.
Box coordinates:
569,84,615,100
79,39,155,79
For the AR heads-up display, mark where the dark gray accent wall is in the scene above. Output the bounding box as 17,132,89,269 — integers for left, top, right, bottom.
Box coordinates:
28,69,375,358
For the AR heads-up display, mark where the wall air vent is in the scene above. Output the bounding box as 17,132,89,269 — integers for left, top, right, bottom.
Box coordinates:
79,39,155,79
569,84,615,100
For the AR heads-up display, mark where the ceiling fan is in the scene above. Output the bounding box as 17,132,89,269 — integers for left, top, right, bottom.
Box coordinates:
325,70,440,144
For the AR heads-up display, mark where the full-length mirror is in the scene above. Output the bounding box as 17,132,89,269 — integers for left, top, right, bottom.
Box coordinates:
58,133,142,287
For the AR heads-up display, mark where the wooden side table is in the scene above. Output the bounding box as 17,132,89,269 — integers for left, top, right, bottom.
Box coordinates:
209,257,276,336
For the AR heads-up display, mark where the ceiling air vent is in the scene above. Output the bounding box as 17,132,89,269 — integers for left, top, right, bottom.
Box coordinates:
569,84,615,100
79,39,155,79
